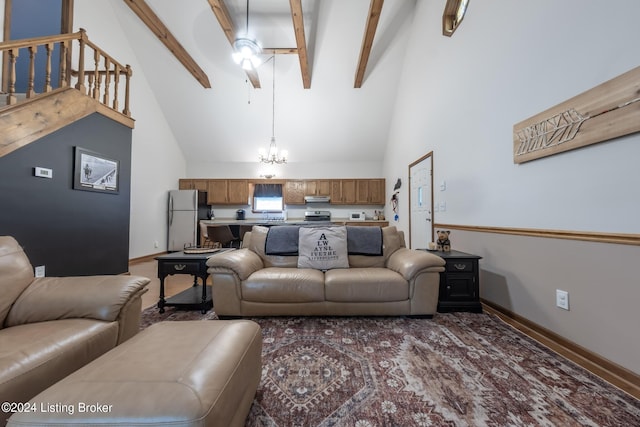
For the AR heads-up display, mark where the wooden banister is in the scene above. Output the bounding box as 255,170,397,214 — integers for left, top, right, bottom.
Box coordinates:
0,29,132,118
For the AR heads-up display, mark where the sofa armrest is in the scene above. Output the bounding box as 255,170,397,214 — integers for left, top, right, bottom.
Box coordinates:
206,248,264,281
5,275,150,327
386,248,445,280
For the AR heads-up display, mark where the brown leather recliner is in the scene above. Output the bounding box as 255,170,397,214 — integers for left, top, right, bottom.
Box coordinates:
0,236,150,425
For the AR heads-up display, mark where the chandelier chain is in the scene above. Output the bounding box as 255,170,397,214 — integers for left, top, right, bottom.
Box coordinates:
245,0,250,35
272,55,276,138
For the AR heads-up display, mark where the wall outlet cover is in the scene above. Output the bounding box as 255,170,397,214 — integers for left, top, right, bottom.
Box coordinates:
35,265,45,277
556,289,569,310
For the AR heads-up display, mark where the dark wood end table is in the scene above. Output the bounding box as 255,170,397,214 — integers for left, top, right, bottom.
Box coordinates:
422,249,483,313
155,248,233,314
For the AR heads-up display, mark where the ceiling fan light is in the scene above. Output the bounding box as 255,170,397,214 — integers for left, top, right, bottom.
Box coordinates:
250,56,262,68
241,58,253,70
232,38,261,68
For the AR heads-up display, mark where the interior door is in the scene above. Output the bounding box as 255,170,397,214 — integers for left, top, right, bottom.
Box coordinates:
409,152,434,249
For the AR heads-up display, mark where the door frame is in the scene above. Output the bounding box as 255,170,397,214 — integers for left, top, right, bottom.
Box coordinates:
408,151,434,249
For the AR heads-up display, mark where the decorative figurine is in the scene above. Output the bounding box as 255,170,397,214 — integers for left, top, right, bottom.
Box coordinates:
436,230,451,252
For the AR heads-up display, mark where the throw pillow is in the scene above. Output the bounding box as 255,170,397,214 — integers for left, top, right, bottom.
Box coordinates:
297,226,349,271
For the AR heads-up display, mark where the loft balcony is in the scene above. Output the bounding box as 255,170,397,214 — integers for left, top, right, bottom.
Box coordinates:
0,29,133,158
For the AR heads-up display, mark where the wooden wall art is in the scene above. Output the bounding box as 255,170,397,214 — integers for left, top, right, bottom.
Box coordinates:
513,65,640,164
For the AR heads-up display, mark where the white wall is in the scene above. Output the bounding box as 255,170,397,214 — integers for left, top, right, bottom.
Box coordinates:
385,0,640,235
187,160,382,180
74,0,187,258
384,0,640,374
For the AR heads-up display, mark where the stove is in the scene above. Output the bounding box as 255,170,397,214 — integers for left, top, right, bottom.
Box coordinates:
304,210,331,221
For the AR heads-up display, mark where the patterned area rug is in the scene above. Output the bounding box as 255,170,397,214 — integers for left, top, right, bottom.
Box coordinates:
140,307,640,426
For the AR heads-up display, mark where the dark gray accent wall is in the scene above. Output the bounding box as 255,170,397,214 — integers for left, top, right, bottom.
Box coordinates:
0,113,132,276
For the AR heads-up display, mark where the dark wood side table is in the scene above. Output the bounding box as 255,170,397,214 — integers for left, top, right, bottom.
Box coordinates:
425,249,483,313
155,249,233,314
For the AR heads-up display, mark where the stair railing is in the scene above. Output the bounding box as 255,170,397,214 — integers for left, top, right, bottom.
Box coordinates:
0,29,132,116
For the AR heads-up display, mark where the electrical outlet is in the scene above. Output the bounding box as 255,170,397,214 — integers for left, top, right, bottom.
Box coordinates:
35,265,45,277
154,241,159,248
556,289,569,310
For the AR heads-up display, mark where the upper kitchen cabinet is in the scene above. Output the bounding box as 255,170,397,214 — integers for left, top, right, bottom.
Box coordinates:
330,179,357,204
305,180,331,197
178,179,208,191
356,179,385,204
284,180,331,205
284,180,306,205
207,179,249,205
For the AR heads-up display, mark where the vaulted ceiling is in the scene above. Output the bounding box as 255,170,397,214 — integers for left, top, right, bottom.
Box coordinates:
114,0,419,165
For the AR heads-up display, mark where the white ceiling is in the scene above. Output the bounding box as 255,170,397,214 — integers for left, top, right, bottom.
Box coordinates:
113,0,417,164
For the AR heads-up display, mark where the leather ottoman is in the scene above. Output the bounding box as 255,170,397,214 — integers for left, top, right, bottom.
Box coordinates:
7,320,262,427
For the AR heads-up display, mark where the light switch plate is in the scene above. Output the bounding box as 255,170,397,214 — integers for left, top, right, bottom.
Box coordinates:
35,167,53,178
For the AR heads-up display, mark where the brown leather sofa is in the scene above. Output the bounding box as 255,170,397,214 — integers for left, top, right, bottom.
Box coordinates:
0,236,150,425
207,226,445,317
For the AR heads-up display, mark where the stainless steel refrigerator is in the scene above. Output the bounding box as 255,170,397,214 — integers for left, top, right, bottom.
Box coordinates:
168,189,198,251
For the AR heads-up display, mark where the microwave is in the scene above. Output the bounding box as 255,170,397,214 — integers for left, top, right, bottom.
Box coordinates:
350,211,366,221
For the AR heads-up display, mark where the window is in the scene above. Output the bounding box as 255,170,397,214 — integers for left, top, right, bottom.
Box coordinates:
252,183,283,212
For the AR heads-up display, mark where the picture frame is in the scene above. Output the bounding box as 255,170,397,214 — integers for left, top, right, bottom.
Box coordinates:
73,146,119,194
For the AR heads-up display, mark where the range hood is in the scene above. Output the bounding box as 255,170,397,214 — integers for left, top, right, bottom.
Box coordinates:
304,195,331,203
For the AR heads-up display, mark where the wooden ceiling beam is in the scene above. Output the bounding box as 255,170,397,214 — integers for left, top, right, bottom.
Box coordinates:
289,0,311,89
123,0,211,88
263,48,298,55
354,0,384,88
207,0,261,89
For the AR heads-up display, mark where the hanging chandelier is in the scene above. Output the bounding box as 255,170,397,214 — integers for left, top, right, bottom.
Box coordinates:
232,0,261,71
259,56,287,164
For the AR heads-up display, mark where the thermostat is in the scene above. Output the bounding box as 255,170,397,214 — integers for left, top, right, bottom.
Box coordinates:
35,167,53,179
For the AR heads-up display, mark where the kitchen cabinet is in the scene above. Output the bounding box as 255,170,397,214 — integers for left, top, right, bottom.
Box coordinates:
330,179,357,204
180,177,384,206
305,180,331,197
207,179,248,205
284,180,306,205
178,179,208,191
356,179,385,204
284,180,331,205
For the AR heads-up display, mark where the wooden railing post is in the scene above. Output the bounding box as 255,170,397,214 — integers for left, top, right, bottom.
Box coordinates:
92,49,100,100
44,42,53,93
27,46,36,98
123,64,132,116
75,29,87,94
7,48,17,105
103,57,111,105
112,64,121,112
60,40,69,88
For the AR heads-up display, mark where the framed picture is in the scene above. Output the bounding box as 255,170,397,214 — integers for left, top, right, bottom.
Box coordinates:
73,147,119,194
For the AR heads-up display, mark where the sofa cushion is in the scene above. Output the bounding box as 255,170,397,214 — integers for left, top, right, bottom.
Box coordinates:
325,268,409,302
0,236,34,329
265,226,299,255
298,226,349,270
242,268,325,303
0,319,118,409
346,226,383,255
348,226,404,268
248,226,299,268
